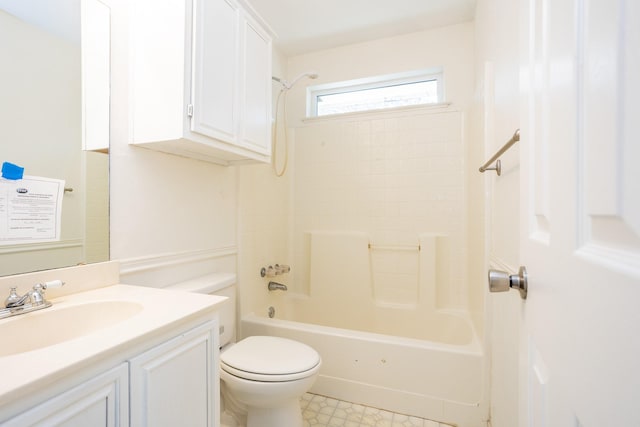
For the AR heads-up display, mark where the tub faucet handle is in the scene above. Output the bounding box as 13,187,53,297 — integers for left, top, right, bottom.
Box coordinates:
275,264,290,275
260,266,277,278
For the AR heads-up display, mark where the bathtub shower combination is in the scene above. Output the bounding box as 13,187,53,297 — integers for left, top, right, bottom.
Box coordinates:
243,231,487,427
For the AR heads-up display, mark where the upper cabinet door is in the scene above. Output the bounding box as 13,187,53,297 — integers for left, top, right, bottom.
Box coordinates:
191,0,240,143
240,15,272,155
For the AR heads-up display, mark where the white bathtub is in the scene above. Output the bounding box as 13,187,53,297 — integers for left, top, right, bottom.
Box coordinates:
241,305,487,427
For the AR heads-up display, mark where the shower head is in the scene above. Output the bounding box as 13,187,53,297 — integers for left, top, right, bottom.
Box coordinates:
287,72,318,89
274,72,319,90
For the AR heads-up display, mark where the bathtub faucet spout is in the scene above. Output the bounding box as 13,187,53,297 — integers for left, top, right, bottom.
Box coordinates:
268,281,287,291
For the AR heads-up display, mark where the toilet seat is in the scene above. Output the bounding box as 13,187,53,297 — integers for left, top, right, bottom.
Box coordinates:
221,336,321,382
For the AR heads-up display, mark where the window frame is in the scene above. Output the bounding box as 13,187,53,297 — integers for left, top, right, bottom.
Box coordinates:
306,69,444,118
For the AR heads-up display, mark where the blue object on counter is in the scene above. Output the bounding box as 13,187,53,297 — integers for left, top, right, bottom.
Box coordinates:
1,162,25,180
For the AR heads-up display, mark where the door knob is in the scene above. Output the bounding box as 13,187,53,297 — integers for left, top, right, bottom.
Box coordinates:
488,266,528,299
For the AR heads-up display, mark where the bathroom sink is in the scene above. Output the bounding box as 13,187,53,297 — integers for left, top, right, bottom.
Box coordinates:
0,282,227,415
0,301,143,357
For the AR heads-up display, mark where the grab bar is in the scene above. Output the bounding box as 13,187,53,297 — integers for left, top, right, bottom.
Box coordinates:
368,243,420,252
479,129,520,176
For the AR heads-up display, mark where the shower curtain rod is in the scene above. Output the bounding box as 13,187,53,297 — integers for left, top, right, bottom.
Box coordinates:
479,129,520,176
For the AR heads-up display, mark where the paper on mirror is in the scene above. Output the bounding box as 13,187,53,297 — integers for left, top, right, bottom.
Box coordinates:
0,175,65,245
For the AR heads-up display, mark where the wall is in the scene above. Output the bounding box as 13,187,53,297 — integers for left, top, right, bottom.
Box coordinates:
286,22,475,126
281,23,482,318
473,0,522,426
84,151,109,263
237,23,481,321
106,0,237,287
236,47,291,323
292,107,468,311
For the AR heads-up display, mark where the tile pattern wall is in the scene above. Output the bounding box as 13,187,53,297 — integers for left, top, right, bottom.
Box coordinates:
84,151,109,264
237,163,292,317
292,107,467,309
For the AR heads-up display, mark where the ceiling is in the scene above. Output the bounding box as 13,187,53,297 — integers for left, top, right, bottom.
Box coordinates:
1,1,476,56
0,0,79,43
246,0,477,57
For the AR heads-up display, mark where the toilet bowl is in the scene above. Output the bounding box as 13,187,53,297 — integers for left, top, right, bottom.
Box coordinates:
220,335,321,427
167,273,321,427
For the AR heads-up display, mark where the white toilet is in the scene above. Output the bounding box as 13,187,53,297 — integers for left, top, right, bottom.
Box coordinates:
169,273,321,427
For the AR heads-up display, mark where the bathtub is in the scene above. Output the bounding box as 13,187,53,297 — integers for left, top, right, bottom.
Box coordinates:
241,303,487,427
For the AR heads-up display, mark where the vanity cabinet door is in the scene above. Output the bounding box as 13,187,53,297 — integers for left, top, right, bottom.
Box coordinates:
3,364,128,427
129,320,219,427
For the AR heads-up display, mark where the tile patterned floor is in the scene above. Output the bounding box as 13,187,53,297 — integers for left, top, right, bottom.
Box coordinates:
301,393,453,427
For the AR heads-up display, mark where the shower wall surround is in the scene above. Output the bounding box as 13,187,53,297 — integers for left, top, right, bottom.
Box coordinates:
292,107,468,309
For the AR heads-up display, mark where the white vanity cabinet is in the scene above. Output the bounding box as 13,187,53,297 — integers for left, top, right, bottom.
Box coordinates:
2,320,219,427
130,0,273,166
2,364,128,427
130,320,219,427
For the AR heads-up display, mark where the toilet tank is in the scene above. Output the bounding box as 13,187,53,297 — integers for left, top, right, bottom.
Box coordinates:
165,273,236,347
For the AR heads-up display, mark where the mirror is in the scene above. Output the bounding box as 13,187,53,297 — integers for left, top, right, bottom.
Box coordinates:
0,0,110,276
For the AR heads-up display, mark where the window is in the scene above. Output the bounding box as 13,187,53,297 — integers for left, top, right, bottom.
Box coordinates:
307,69,443,117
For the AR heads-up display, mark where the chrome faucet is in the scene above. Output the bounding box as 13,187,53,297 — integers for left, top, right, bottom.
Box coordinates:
6,284,47,308
268,281,287,291
1,280,65,319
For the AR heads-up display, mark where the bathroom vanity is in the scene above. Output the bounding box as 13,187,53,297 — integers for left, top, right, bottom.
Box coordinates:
0,263,226,427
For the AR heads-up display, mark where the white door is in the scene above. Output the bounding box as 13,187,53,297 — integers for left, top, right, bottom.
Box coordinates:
520,0,640,425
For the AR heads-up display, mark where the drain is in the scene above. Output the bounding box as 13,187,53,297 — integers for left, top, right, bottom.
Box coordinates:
268,306,275,318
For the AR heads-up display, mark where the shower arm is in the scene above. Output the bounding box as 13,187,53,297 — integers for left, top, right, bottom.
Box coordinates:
272,72,318,90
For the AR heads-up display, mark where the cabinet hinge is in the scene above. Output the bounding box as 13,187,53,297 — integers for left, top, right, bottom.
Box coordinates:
187,104,194,118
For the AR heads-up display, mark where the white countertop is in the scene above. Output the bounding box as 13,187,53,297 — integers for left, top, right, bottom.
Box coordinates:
0,284,226,416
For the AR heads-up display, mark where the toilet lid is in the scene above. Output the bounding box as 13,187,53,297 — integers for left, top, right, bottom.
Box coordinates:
220,336,321,377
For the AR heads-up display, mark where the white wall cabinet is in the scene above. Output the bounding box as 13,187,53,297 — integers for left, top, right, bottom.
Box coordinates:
130,321,219,427
3,364,129,427
130,0,273,166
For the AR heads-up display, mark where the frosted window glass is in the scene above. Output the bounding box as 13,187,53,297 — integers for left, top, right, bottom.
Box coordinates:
315,80,439,116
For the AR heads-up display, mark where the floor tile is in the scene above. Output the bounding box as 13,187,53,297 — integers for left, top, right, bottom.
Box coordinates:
224,393,454,427
300,393,453,427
